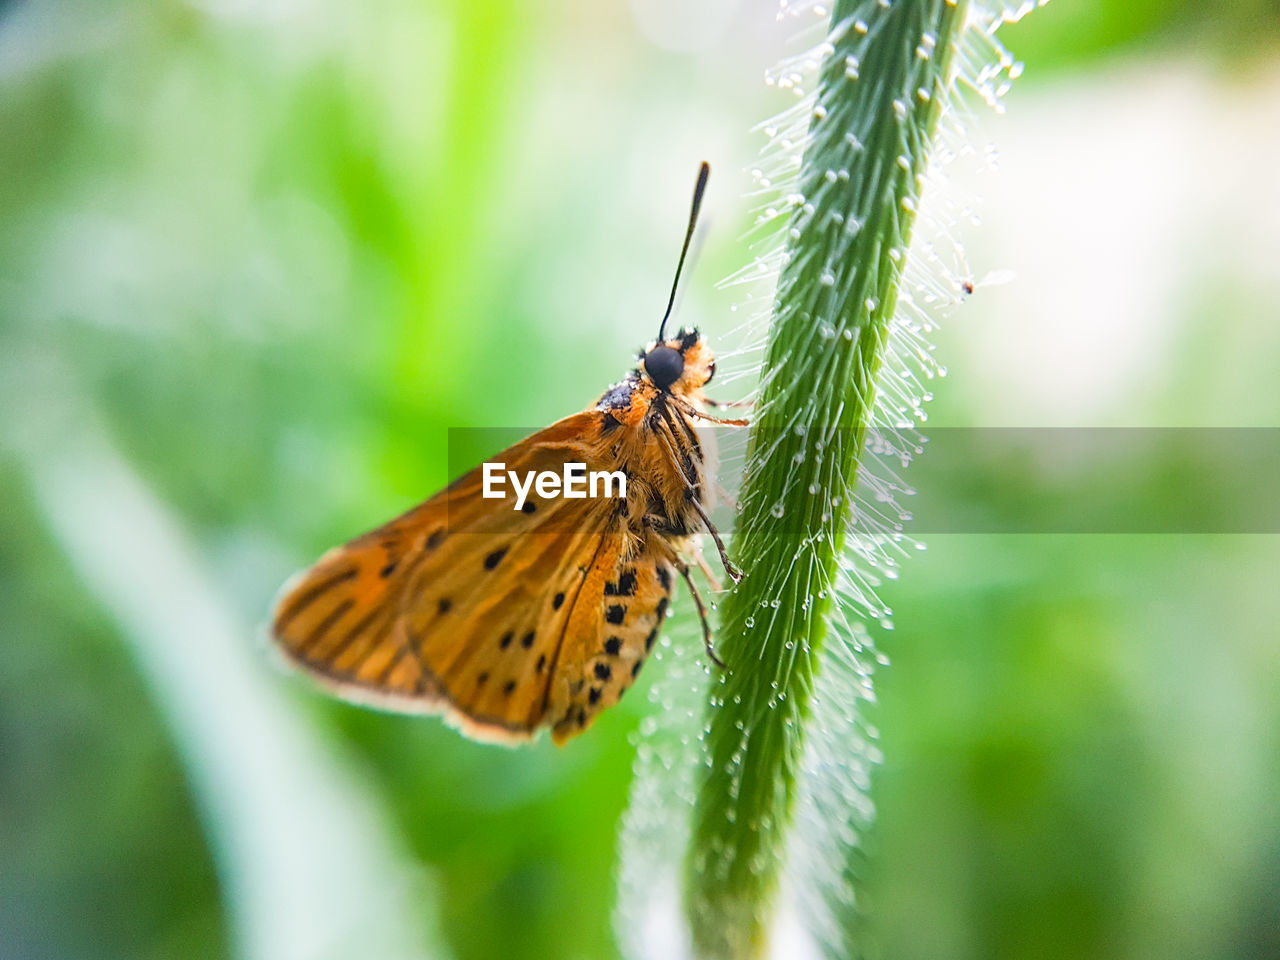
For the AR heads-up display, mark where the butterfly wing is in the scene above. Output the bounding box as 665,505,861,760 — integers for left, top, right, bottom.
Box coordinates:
549,536,676,744
272,412,626,744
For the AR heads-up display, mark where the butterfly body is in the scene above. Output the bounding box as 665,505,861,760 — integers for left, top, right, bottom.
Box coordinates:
272,327,737,745
270,163,743,745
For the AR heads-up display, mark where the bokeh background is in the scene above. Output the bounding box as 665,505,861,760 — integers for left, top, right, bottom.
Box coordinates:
3,1,1279,959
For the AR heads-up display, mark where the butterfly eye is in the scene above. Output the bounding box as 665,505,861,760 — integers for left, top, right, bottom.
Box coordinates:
644,346,684,390
704,359,716,385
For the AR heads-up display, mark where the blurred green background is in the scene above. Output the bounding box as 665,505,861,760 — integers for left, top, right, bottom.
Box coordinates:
3,1,1279,959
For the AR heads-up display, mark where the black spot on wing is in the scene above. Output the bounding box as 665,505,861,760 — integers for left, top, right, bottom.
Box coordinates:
605,604,625,625
594,662,612,681
438,598,452,615
500,631,514,649
521,631,535,649
484,548,507,570
553,592,565,610
657,565,671,592
604,636,622,656
604,570,637,596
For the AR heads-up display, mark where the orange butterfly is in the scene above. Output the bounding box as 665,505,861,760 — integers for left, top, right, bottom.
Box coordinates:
271,163,746,745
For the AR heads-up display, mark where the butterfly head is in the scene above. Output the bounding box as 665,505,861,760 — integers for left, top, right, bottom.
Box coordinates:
640,326,715,396
638,164,716,398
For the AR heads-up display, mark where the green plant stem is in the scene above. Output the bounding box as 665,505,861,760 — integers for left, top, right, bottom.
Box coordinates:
685,2,968,956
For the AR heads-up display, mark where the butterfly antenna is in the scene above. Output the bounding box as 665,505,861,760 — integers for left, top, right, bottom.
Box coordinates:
658,161,710,342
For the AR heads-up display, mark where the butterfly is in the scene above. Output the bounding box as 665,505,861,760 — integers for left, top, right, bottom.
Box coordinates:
271,162,748,745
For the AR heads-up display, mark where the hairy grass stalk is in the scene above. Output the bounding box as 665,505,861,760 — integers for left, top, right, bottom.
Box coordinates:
684,2,970,956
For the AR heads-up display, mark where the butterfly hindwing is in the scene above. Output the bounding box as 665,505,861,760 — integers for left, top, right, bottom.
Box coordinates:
550,538,676,744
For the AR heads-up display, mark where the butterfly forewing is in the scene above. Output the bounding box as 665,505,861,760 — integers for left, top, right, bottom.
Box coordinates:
272,412,640,743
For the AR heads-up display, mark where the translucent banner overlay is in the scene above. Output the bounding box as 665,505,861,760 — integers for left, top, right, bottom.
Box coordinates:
445,427,1280,534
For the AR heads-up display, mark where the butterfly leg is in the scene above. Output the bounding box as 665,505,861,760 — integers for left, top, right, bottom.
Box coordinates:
693,410,749,427
714,481,741,512
687,537,723,592
672,555,725,669
689,493,742,584
669,394,749,428
654,407,743,585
